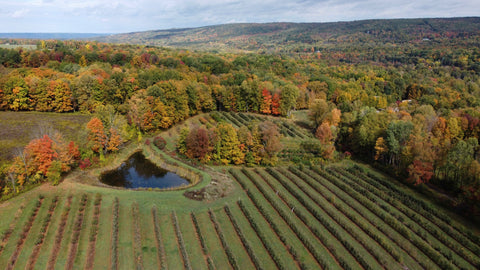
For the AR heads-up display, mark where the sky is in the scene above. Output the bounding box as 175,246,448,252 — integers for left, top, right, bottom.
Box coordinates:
0,0,478,33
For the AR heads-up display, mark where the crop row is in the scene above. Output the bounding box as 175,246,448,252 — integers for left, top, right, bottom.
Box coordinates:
132,202,144,270
278,167,400,269
47,195,73,269
171,211,192,270
312,167,456,270
298,166,436,269
231,168,338,270
266,167,375,270
152,207,167,270
223,205,263,270
236,200,286,270
208,209,239,270
288,167,404,264
85,194,102,270
327,167,475,269
26,196,59,270
346,166,480,257
256,168,358,269
65,193,89,270
335,167,480,268
111,197,120,270
190,212,215,270
0,202,26,255
6,195,44,270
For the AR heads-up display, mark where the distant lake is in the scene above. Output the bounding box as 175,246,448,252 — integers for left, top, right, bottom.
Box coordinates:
100,152,189,189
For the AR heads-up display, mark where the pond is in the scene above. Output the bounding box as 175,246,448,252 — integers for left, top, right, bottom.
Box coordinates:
100,152,190,189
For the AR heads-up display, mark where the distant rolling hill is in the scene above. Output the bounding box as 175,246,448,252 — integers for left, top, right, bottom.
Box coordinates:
92,17,480,52
0,33,110,40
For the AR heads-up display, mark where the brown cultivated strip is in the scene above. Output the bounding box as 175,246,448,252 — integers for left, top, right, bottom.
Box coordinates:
85,194,102,270
47,195,73,269
132,202,144,270
65,194,89,270
152,206,167,270
25,196,59,270
6,195,44,270
0,202,26,255
111,197,120,270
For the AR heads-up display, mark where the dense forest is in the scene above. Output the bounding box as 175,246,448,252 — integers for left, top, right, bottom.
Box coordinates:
0,18,479,214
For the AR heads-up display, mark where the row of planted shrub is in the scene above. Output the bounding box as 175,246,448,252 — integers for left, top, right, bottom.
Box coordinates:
152,207,167,270
224,205,264,270
335,167,480,268
171,211,192,270
0,202,26,254
279,167,400,269
236,200,286,270
347,165,480,258
47,195,73,269
208,209,239,270
190,212,214,270
266,167,374,270
111,197,120,270
85,194,102,270
329,167,475,269
288,167,403,264
132,202,144,270
298,167,436,269
65,194,89,270
312,167,456,270
26,196,59,270
6,195,44,270
231,168,336,270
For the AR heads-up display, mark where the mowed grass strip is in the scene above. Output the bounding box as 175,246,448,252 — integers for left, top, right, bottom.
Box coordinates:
32,194,69,269
132,202,144,270
85,194,102,270
5,195,43,270
137,205,160,269
225,203,278,270
158,211,184,270
152,206,167,270
118,199,135,270
25,195,59,270
65,194,89,270
195,211,231,269
177,212,208,270
190,212,215,270
214,207,257,270
0,202,26,256
47,194,75,269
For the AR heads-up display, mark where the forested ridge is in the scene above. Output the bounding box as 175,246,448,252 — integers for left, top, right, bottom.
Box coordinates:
0,17,479,215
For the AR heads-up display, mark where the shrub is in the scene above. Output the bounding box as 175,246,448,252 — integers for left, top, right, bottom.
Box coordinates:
153,136,166,150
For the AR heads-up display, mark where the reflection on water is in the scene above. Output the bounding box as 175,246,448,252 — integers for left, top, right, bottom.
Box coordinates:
100,152,189,189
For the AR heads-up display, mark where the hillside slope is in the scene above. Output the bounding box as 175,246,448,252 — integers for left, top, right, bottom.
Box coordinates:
94,17,480,52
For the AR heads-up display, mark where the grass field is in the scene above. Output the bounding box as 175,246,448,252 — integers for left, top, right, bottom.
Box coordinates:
0,111,91,163
0,111,480,269
0,159,479,269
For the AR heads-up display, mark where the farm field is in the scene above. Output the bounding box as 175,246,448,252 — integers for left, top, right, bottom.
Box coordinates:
0,111,91,163
0,159,479,269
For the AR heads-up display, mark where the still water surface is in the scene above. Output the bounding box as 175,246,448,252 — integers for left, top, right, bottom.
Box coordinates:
100,152,189,189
